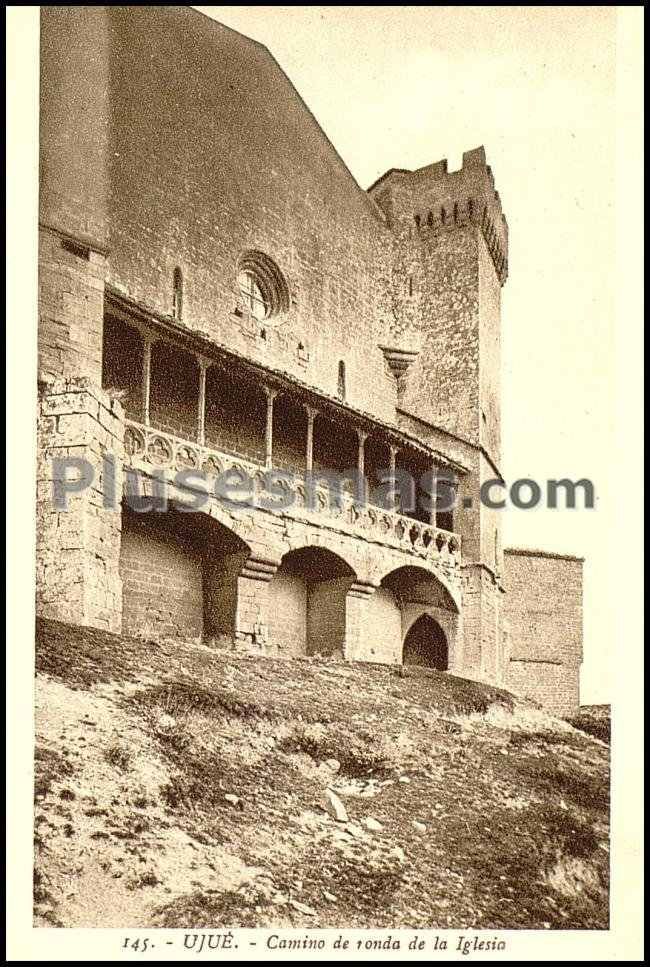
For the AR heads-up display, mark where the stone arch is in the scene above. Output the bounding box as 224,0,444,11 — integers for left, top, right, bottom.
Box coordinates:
119,502,251,644
377,563,460,614
124,467,258,551
283,525,365,578
371,556,461,614
363,564,460,667
402,613,448,670
267,545,357,657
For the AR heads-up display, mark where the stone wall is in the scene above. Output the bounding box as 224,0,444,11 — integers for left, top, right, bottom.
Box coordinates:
502,549,583,714
37,6,585,714
38,228,106,385
361,586,403,664
36,378,124,632
506,660,581,717
96,6,397,423
119,511,204,641
308,576,351,657
267,571,308,657
39,6,110,250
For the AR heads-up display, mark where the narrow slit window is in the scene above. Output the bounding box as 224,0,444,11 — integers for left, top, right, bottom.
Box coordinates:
337,360,346,400
173,267,183,320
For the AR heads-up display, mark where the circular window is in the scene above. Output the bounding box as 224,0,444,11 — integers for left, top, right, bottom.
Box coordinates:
238,269,269,320
237,251,290,322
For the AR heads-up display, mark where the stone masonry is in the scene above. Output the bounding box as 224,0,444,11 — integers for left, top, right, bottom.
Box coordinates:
36,6,585,712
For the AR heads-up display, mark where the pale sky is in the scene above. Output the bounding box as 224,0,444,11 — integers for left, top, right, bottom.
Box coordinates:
197,5,617,704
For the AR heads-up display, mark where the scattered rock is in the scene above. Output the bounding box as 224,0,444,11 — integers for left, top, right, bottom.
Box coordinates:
391,846,406,863
333,828,354,842
156,713,176,731
364,817,383,832
224,794,241,808
321,788,348,822
346,822,365,838
413,821,426,833
323,891,338,903
323,758,341,773
398,776,411,784
289,899,317,916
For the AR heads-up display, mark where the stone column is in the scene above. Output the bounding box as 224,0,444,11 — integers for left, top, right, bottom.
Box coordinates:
305,405,318,475
430,461,438,526
264,387,277,470
142,334,155,427
356,429,367,503
197,357,209,446
344,581,377,660
388,443,399,512
234,556,278,650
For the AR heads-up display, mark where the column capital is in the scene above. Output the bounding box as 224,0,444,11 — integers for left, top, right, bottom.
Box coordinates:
304,404,319,421
139,328,158,349
197,354,212,373
348,580,378,599
356,427,369,444
240,556,279,583
263,385,279,402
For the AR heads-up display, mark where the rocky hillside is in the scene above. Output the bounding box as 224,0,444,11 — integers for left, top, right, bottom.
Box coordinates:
34,619,609,930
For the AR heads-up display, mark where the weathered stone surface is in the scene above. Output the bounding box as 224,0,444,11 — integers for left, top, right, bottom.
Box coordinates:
35,5,584,713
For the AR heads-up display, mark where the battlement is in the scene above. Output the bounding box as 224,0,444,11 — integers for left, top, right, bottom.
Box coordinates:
368,147,508,285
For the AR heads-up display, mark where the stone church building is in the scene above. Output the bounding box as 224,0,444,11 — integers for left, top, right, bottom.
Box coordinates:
37,7,584,714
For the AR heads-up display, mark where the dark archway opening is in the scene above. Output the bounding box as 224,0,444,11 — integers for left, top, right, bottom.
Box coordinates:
403,614,448,670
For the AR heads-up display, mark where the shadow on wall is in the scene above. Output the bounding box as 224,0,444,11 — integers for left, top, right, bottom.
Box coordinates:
118,505,250,642
266,546,356,657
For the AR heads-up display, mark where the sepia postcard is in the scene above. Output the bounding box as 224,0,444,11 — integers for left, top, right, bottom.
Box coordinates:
6,5,644,961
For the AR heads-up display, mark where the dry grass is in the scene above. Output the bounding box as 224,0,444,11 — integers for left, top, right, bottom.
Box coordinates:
567,705,611,744
34,618,609,930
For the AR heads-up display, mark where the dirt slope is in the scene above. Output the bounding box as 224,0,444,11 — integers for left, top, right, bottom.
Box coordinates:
34,619,609,930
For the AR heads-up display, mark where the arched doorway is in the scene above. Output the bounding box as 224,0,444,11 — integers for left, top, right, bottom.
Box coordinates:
403,614,448,670
364,564,459,667
267,546,356,656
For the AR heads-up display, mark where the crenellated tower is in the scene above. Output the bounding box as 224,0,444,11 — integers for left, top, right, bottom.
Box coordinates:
370,147,509,683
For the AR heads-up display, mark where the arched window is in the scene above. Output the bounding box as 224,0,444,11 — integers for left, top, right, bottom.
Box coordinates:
173,267,183,321
337,360,346,400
